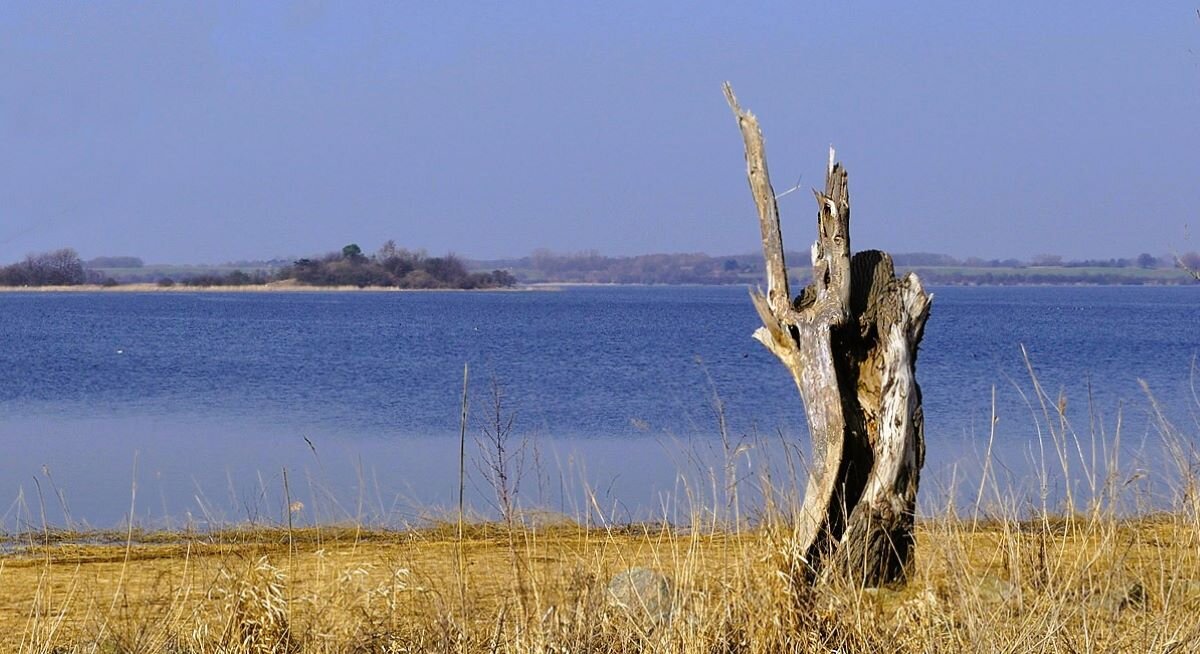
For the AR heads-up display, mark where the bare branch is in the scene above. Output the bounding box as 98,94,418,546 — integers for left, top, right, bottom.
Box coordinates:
724,82,790,316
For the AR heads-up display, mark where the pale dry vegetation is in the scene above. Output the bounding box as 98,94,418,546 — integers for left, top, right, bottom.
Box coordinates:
3,512,1200,652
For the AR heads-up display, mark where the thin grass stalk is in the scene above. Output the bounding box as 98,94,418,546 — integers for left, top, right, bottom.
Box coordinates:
456,361,470,639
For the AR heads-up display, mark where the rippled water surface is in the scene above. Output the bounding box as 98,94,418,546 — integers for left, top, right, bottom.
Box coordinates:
1,286,1197,527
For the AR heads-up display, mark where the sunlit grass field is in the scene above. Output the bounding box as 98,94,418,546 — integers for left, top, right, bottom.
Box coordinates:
4,516,1199,652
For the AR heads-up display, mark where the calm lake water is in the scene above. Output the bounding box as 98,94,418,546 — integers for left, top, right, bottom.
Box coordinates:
1,285,1198,529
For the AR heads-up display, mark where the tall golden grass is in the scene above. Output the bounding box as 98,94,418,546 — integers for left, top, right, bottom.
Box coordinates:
3,366,1200,653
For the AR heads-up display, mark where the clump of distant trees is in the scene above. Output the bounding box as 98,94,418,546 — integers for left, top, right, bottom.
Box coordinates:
172,270,273,287
0,248,110,286
276,241,516,289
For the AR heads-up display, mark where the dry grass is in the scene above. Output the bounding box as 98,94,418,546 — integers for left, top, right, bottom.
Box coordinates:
1,506,1199,652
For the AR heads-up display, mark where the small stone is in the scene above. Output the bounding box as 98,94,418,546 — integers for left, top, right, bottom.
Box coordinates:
894,588,941,625
1169,578,1200,606
1092,582,1147,613
975,576,1020,605
1110,582,1146,612
606,567,673,627
861,586,903,605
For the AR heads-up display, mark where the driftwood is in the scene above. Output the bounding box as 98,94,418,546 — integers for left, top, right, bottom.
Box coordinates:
724,83,932,586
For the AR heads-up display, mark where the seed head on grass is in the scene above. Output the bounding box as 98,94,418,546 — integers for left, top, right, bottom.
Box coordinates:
213,556,293,654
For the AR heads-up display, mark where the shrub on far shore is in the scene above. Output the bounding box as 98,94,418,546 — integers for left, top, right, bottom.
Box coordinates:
0,248,88,286
180,270,271,287
280,242,517,289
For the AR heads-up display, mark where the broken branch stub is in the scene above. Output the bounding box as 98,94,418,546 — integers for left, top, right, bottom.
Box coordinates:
724,82,932,586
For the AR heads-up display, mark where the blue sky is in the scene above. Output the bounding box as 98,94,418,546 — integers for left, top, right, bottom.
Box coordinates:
2,2,1198,263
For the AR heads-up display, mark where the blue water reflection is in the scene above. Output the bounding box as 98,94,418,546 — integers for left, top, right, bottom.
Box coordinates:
0,285,1197,527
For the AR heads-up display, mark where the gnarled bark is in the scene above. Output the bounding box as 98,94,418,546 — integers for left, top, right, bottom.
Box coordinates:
724,83,932,586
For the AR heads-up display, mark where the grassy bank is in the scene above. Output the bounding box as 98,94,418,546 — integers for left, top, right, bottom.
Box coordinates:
3,512,1199,652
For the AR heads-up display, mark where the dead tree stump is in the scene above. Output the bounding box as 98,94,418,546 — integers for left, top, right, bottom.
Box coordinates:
724,83,932,587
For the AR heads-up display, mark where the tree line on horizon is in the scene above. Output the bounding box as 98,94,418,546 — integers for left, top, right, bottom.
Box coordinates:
0,242,517,289
1,245,1198,288
491,248,1200,285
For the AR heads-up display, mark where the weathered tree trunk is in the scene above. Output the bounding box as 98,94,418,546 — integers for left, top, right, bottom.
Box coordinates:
724,83,932,587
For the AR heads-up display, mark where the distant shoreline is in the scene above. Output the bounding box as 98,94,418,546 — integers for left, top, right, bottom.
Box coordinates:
0,279,1196,293
0,282,547,293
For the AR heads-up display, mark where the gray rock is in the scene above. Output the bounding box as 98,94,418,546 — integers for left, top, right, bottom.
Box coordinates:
1090,582,1147,613
1108,582,1146,612
606,567,673,627
862,586,904,604
975,576,1020,606
1167,578,1200,606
